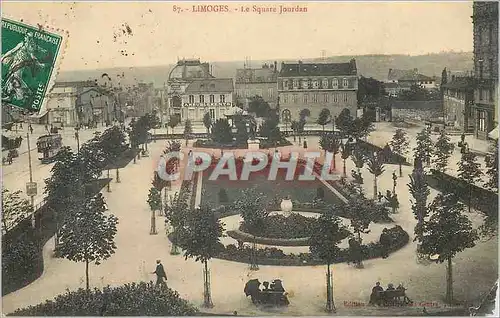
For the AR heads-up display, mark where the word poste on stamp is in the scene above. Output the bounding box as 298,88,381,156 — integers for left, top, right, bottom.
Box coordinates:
1,18,63,113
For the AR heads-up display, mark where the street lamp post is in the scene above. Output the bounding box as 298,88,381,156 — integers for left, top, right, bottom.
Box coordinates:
26,133,37,229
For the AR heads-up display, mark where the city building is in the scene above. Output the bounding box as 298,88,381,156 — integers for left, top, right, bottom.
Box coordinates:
442,76,475,133
235,62,279,109
386,68,437,94
166,59,214,121
42,81,115,127
277,59,358,121
471,1,498,140
181,78,235,122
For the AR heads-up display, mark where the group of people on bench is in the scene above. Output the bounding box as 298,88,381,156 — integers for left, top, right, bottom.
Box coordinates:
261,280,285,293
369,282,411,306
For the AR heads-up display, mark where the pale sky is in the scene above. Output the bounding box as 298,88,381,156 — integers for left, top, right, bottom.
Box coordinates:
3,1,474,71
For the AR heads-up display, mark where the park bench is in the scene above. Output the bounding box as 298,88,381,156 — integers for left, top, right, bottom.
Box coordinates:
244,279,290,307
378,289,413,306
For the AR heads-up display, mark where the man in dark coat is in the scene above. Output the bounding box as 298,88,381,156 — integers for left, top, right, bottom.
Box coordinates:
380,229,391,259
369,282,384,305
153,259,167,287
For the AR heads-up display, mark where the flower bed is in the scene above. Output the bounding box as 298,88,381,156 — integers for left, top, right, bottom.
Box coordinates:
240,213,318,239
227,229,311,246
170,225,409,266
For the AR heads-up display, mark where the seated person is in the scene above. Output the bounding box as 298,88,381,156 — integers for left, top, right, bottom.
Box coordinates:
369,282,384,305
262,281,270,291
386,283,395,291
396,283,405,291
272,279,285,293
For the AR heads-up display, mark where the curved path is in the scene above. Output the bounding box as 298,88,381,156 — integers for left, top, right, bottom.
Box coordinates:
2,138,497,316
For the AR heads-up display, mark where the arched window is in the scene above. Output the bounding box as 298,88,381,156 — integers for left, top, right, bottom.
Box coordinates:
332,78,338,88
322,79,329,89
343,78,349,88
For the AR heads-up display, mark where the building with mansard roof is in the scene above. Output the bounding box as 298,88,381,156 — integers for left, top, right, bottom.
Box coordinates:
235,62,279,109
277,59,358,121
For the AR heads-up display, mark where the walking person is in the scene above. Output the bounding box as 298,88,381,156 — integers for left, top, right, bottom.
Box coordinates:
29,124,34,134
152,259,167,287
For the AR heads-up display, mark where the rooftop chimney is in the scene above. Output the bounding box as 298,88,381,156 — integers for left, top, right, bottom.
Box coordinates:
274,61,278,72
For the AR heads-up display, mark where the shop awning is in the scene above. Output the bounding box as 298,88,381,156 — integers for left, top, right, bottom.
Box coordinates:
29,110,48,119
488,126,499,140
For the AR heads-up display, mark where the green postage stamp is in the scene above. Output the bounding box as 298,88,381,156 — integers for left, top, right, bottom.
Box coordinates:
1,18,65,113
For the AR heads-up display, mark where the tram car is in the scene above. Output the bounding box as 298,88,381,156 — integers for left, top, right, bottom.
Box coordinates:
37,134,63,164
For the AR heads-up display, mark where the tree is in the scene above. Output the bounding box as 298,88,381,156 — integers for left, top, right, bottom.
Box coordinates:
297,117,306,142
164,187,190,255
232,188,269,270
350,147,366,188
183,119,193,146
366,153,385,199
290,120,299,142
299,108,311,121
399,84,441,101
167,115,180,135
457,150,483,213
317,108,331,131
147,187,162,235
340,143,352,178
1,189,32,237
211,118,233,144
319,134,341,170
390,129,409,177
350,115,374,141
420,193,478,303
408,165,430,241
309,210,349,312
484,141,498,191
343,198,373,268
203,112,212,134
432,130,455,173
127,118,140,163
357,76,387,104
413,128,434,166
234,119,249,146
336,108,353,137
248,96,271,118
55,193,118,290
259,116,281,146
177,206,225,308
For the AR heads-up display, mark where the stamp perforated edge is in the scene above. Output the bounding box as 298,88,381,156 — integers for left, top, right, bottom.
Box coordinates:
1,14,69,116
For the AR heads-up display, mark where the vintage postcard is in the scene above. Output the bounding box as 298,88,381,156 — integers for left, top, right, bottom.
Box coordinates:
1,1,498,317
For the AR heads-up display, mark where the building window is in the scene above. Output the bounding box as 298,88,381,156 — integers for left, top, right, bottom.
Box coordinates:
324,93,328,103
283,94,288,103
292,94,298,103
488,24,493,46
312,93,318,103
490,88,494,102
479,60,484,79
333,93,338,103
199,95,205,103
480,89,484,101
333,78,338,88
303,94,308,103
343,93,348,102
343,78,348,88
209,109,215,120
478,110,486,132
312,80,319,88
220,94,225,103
489,58,494,78
189,95,194,103
293,79,299,89
283,80,289,90
268,88,274,99
209,95,215,103
322,79,329,89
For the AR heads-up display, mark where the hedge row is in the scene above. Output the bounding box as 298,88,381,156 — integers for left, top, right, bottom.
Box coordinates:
9,282,199,316
227,230,311,246
192,138,292,149
426,169,498,216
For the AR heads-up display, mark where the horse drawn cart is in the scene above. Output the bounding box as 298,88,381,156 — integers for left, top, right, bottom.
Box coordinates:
244,279,290,307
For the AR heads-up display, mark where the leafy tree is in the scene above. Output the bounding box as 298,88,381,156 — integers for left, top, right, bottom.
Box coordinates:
167,115,180,135
340,143,352,178
164,186,191,255
399,84,441,101
10,282,199,316
152,171,169,215
413,128,434,166
183,119,193,146
232,188,269,270
55,193,118,290
309,210,349,313
259,116,281,146
432,130,455,173
127,118,140,163
420,193,478,303
202,112,212,134
484,141,498,191
319,134,341,170
1,189,32,236
350,147,366,188
336,108,353,137
211,118,233,144
350,115,374,141
177,206,225,308
408,165,430,241
317,108,331,131
248,96,271,118
357,76,386,104
343,198,373,264
147,187,162,235
457,150,483,213
390,129,409,177
366,153,385,199
234,120,249,146
299,108,311,121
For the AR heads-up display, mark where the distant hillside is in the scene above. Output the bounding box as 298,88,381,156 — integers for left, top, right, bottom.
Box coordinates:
57,52,473,89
